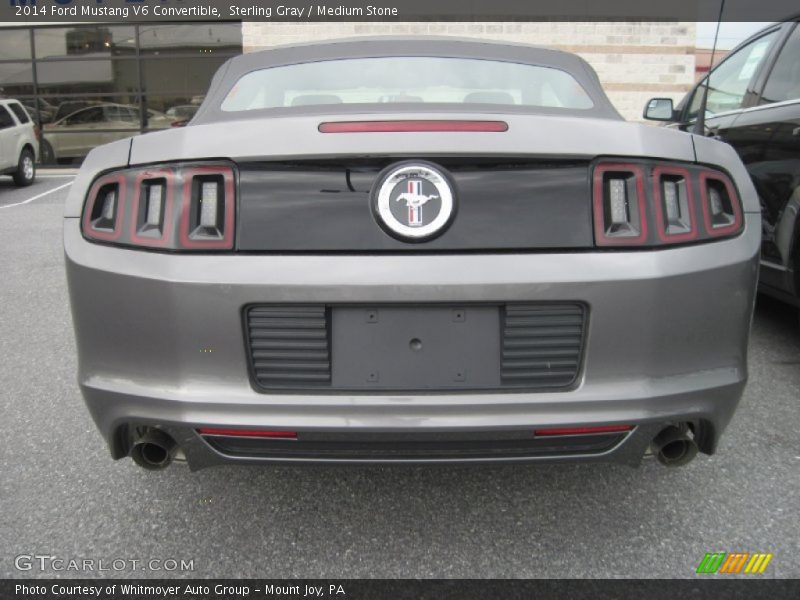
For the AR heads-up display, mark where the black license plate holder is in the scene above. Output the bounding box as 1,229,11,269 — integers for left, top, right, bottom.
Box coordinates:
331,305,501,390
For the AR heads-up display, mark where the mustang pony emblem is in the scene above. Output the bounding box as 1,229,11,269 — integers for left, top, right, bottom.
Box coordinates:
374,163,454,240
394,180,438,226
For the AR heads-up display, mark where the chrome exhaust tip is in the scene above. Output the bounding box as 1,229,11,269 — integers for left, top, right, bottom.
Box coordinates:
651,425,698,467
130,429,178,470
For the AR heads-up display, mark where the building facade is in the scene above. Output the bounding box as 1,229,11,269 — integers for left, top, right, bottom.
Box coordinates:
0,21,696,165
0,23,242,164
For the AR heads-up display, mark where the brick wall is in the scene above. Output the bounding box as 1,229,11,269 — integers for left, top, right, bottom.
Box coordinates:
242,22,696,122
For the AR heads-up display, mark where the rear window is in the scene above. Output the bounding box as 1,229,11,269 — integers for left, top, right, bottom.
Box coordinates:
221,57,594,112
8,102,31,124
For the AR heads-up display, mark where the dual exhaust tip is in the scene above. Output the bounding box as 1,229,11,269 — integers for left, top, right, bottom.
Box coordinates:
130,429,178,471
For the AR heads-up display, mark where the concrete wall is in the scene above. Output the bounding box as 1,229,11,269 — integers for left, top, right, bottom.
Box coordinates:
242,22,696,122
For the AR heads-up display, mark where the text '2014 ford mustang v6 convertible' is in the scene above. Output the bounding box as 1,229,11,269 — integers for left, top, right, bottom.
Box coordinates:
64,38,759,471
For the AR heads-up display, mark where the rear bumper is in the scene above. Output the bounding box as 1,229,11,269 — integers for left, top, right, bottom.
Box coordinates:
65,215,760,469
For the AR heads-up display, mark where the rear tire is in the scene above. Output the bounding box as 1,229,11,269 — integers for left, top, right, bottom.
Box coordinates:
40,140,55,165
12,148,35,187
794,241,800,329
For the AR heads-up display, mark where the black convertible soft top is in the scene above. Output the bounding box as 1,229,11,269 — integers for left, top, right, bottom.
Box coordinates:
192,36,622,124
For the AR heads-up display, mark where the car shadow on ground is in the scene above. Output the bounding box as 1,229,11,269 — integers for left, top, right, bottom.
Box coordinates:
0,178,23,191
129,445,710,536
753,293,800,344
136,459,677,541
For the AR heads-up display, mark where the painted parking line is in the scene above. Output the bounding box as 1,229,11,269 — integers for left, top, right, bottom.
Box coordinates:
0,180,73,209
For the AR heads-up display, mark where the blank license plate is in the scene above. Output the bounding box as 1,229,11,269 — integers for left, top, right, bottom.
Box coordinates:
331,305,501,390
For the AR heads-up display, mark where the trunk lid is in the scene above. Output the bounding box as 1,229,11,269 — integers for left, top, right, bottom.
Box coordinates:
128,113,696,252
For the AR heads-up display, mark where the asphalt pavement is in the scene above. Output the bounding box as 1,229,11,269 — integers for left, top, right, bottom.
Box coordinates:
1,176,798,579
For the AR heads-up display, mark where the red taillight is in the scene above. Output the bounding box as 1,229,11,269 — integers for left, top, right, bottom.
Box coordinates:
318,120,509,133
82,162,235,251
699,170,743,237
534,425,634,437
179,166,236,250
592,160,743,247
593,163,648,246
652,165,698,243
197,428,297,439
82,173,127,242
128,168,174,247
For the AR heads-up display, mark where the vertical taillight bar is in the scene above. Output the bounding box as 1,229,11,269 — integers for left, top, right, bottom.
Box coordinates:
699,170,743,238
129,168,174,247
653,166,697,243
592,163,647,246
179,166,236,250
82,173,126,242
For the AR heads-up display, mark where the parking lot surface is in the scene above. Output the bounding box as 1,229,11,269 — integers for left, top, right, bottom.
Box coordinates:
1,179,798,579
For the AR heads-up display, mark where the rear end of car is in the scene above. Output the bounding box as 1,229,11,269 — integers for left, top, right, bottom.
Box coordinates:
63,40,760,471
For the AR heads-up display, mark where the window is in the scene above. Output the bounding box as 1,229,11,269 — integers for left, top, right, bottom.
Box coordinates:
0,62,34,96
104,104,138,123
64,106,105,126
221,57,595,112
0,29,31,60
142,56,229,95
137,24,242,56
8,102,31,124
0,106,15,129
34,26,136,59
35,59,139,95
0,23,241,165
688,31,778,120
145,97,201,129
49,100,109,124
761,25,800,104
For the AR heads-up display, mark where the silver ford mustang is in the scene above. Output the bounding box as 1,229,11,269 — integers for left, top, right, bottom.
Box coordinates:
64,37,759,471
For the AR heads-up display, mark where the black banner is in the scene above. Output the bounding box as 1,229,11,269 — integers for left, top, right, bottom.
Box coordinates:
4,579,800,600
1,0,800,23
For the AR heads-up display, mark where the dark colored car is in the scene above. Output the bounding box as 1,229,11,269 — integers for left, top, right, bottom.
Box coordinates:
644,21,800,313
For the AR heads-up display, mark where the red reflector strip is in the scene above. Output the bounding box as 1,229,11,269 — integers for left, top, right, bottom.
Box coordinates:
534,425,634,437
318,120,509,133
197,428,297,439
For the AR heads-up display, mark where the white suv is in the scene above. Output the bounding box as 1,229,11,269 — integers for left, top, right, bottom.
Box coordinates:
0,99,38,186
